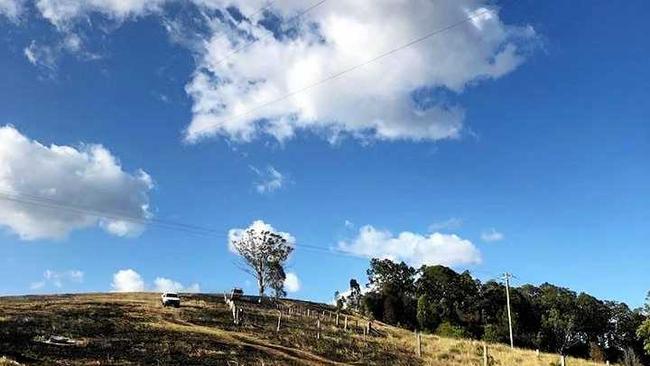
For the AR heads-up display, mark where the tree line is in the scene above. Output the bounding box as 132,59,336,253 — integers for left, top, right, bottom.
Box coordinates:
337,258,650,365
227,223,650,365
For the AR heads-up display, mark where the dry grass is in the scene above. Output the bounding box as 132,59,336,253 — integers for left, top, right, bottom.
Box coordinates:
0,356,22,365
0,293,613,365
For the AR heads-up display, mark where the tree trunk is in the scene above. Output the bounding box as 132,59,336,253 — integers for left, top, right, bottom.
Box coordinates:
257,273,265,296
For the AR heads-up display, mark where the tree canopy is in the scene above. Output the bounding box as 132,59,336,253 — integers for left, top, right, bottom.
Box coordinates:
342,258,648,365
229,226,293,296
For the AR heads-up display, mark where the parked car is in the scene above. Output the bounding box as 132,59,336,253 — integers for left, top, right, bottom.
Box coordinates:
161,292,180,307
230,288,244,299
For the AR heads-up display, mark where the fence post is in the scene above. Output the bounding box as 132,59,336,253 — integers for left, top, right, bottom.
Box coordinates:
560,355,566,366
416,331,422,357
483,343,488,366
317,319,321,340
307,309,310,317
336,312,340,327
276,310,281,332
344,315,348,331
231,303,238,324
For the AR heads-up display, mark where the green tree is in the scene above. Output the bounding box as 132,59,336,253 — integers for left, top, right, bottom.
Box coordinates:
365,259,417,327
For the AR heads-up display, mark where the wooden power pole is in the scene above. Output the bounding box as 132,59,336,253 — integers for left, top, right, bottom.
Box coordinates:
503,272,515,349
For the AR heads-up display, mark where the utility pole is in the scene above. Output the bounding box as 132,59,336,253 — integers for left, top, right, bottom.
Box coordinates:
503,272,515,349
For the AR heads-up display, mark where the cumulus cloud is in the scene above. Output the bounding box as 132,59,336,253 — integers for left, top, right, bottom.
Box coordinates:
111,269,145,292
339,225,481,268
284,272,300,293
250,165,285,194
153,277,200,293
481,228,504,242
0,0,24,21
35,0,168,29
183,0,536,143
0,125,153,240
15,0,535,144
111,269,201,293
30,269,84,290
227,219,296,254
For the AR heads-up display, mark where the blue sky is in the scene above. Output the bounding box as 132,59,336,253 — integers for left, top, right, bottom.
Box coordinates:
0,0,648,307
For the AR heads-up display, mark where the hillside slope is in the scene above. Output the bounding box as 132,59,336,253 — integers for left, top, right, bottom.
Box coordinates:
0,293,610,365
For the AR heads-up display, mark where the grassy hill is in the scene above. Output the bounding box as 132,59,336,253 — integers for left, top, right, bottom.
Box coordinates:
0,293,611,365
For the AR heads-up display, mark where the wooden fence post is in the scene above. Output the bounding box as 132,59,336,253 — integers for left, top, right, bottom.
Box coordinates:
307,309,310,317
276,310,282,332
416,331,422,357
336,312,340,327
560,355,566,366
483,343,488,366
344,315,348,331
317,319,321,340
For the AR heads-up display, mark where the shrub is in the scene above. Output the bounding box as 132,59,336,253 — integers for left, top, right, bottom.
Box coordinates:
436,321,468,339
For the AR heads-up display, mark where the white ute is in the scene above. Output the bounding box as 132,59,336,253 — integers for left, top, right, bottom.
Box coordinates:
161,292,181,307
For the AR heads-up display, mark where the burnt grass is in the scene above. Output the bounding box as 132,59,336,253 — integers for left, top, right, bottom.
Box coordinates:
0,293,420,365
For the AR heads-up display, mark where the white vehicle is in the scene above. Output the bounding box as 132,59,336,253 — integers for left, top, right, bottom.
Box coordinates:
161,292,181,307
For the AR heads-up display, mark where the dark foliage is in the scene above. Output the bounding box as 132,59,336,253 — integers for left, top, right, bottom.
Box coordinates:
350,259,649,365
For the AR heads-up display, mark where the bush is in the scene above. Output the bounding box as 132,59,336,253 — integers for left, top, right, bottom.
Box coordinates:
588,342,605,362
436,321,468,339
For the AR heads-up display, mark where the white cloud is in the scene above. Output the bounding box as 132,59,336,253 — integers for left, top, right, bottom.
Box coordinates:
29,269,84,291
339,225,481,268
35,0,168,29
111,269,201,293
183,0,536,143
428,217,463,231
284,272,300,293
227,219,296,254
30,269,84,290
0,125,153,240
153,277,200,293
111,269,145,292
17,1,535,144
0,0,24,21
250,165,285,194
24,41,59,71
24,34,101,72
481,228,504,242
331,284,373,306
29,281,46,290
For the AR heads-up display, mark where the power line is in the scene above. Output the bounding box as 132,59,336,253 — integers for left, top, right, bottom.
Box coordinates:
210,0,329,67
0,189,223,237
242,0,278,21
192,6,493,137
0,189,363,258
